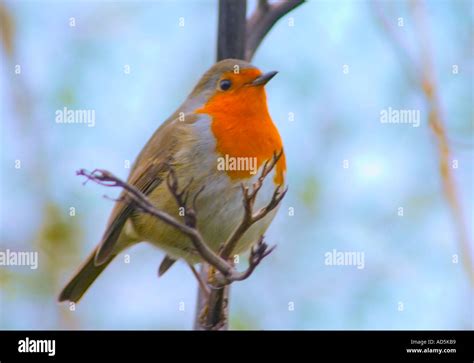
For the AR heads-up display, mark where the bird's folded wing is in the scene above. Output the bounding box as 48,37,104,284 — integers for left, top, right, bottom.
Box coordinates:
94,113,200,265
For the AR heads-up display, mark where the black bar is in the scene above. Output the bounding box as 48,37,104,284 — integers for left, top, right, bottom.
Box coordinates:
0,330,472,361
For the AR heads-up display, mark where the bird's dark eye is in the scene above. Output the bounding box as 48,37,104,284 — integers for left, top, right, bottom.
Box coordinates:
219,79,232,91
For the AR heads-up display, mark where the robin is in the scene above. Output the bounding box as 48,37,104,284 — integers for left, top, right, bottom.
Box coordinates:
59,59,286,303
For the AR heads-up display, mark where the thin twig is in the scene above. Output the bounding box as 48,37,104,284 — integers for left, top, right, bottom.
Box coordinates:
224,236,277,283
77,167,280,287
246,0,305,61
220,150,286,259
200,151,285,329
189,263,210,297
77,169,234,277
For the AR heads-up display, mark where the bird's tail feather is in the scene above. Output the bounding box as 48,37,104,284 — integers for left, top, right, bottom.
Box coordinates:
58,247,114,303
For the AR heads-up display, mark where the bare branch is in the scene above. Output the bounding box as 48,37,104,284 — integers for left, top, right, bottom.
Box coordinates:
246,0,305,60
77,168,235,278
258,0,270,12
216,236,276,285
77,167,282,290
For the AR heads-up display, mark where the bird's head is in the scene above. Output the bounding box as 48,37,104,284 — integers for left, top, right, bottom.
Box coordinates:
187,59,278,116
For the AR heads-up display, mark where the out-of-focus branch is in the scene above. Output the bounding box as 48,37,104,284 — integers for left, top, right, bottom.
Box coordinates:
371,2,418,86
372,0,473,284
411,1,473,284
246,0,304,61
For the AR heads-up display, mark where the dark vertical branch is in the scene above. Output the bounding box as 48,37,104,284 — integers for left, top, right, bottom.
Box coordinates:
217,0,247,60
194,0,247,331
194,0,304,330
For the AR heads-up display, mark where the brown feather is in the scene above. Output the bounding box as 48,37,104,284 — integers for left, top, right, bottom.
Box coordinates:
158,255,177,277
94,113,200,265
58,247,114,303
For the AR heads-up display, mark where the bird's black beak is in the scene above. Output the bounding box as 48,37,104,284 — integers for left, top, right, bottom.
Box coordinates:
251,71,278,86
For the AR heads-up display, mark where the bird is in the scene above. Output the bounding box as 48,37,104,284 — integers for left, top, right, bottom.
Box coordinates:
58,59,286,303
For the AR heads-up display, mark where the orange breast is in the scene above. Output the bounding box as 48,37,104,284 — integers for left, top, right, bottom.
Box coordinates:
196,84,286,185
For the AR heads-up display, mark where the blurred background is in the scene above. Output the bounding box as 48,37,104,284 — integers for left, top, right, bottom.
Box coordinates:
0,0,472,330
